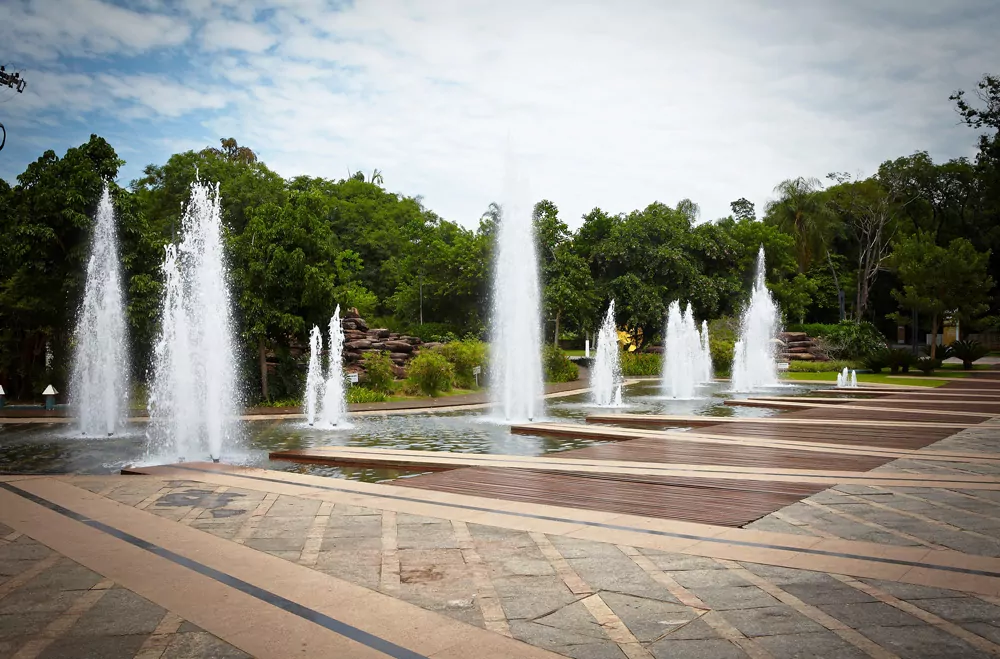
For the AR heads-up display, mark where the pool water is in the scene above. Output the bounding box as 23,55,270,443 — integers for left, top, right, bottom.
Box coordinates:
0,380,820,480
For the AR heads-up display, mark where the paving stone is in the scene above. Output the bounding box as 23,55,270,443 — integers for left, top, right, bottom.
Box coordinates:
493,575,578,620
396,523,458,550
0,538,52,561
637,550,724,572
500,556,556,577
908,596,1000,622
600,591,698,643
509,619,625,659
746,517,816,536
325,515,381,538
959,622,1000,645
243,537,306,552
649,638,748,659
0,635,29,659
858,623,991,659
551,539,679,603
161,632,252,659
320,535,381,552
671,569,752,590
262,494,320,517
753,630,874,659
67,589,165,636
252,517,313,535
0,523,14,536
534,599,610,640
0,588,82,615
686,586,780,611
858,579,961,601
780,582,876,606
0,612,58,640
655,616,720,641
37,633,149,659
17,560,103,593
719,605,826,637
816,601,923,629
739,563,835,586
175,620,203,634
314,550,380,589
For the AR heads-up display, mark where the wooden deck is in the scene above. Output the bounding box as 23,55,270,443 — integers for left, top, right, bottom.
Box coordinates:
272,379,1000,528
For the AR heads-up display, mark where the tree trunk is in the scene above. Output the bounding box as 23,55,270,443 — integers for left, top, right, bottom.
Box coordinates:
824,248,845,321
258,337,269,402
929,315,938,360
553,311,561,347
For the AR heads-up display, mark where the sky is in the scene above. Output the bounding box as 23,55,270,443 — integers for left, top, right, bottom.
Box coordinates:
1,0,998,229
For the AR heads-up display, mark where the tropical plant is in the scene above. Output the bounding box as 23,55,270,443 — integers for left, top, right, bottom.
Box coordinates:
863,351,889,373
346,386,388,403
435,339,487,388
543,345,579,383
915,357,942,375
949,339,989,369
406,351,454,396
620,352,660,376
819,321,887,359
362,351,395,394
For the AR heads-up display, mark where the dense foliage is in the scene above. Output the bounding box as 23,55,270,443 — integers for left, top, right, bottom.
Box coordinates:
542,346,579,383
405,352,454,397
3,74,1000,400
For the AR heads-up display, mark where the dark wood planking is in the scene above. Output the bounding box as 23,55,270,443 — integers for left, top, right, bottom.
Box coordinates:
394,466,825,527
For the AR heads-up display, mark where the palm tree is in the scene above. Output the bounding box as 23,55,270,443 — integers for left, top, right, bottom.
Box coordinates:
765,177,846,319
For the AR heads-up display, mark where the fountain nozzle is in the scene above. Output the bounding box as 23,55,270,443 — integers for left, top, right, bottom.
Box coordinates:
212,457,220,463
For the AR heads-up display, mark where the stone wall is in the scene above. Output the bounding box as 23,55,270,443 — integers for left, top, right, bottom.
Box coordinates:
776,331,829,362
341,308,434,378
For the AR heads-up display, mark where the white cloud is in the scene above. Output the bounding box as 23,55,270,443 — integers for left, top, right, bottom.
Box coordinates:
3,0,998,228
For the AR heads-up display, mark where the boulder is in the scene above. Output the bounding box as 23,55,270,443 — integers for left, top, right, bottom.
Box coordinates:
644,346,665,354
422,342,444,351
787,353,817,361
385,340,414,353
344,351,364,362
343,307,362,319
343,330,368,341
390,352,410,363
368,328,391,339
398,335,423,345
342,318,370,332
780,332,808,341
368,342,386,350
345,340,372,351
787,340,814,349
391,365,407,379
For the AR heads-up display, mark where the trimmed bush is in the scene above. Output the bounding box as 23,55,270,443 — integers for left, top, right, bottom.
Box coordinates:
884,348,918,374
710,338,735,375
787,360,857,373
346,386,388,403
950,340,988,369
436,339,487,388
362,351,395,394
915,357,942,375
819,321,887,360
863,351,888,374
543,345,579,383
406,351,455,396
620,352,660,376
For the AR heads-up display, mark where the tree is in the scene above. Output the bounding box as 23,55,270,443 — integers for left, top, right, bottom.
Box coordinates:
825,177,898,321
764,177,840,273
889,233,993,358
730,198,756,222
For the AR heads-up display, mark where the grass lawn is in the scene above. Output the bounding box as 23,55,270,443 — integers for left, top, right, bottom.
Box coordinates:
782,372,949,387
386,387,478,402
563,349,587,357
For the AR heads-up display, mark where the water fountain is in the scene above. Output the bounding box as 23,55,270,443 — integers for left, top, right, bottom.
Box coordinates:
70,186,129,436
320,305,347,427
699,320,714,384
731,247,781,393
489,169,544,422
304,325,323,426
661,301,702,399
591,300,623,407
837,367,858,388
147,181,238,462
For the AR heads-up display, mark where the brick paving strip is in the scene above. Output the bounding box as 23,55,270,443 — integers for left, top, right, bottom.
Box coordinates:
451,520,511,637
9,578,115,659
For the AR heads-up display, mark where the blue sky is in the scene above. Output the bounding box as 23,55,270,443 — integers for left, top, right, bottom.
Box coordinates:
1,0,998,228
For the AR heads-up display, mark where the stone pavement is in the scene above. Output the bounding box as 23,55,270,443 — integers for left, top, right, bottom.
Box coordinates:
5,423,1000,657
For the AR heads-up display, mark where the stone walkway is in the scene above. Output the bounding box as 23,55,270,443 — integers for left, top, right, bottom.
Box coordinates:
5,421,1000,657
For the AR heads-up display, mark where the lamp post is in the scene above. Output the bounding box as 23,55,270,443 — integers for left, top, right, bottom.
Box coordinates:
0,384,5,409
43,385,58,411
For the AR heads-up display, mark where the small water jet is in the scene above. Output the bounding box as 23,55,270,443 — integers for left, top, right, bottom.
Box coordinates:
591,300,623,407
321,305,347,427
731,247,781,393
70,186,129,437
304,325,323,426
489,163,544,422
147,181,238,462
661,301,703,399
837,368,858,388
699,320,714,385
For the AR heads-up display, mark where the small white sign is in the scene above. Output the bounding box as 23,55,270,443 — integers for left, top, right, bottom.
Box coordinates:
776,362,789,371
472,366,481,375
347,373,359,384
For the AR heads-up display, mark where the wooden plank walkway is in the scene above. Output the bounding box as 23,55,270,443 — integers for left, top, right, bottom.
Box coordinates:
385,378,1000,527
725,398,1000,416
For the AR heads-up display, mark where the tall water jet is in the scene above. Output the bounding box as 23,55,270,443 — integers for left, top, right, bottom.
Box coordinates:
836,367,858,388
70,186,129,436
661,301,701,399
489,167,544,422
699,320,714,384
148,181,238,461
304,326,323,425
321,305,347,426
591,300,623,406
731,247,781,392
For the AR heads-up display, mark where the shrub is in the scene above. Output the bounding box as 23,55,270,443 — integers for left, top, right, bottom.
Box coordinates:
406,351,454,396
820,321,887,360
884,348,918,374
620,352,660,376
915,357,942,375
950,340,987,369
543,345,579,383
863,351,888,373
363,351,395,394
710,338,735,375
346,386,388,403
436,339,487,388
787,360,857,373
